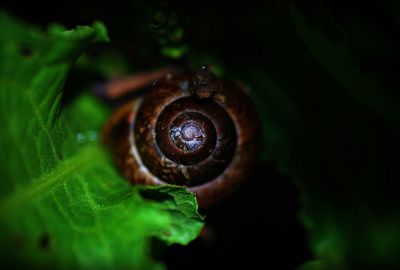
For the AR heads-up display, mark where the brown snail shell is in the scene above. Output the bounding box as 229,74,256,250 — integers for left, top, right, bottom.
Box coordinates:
102,69,260,207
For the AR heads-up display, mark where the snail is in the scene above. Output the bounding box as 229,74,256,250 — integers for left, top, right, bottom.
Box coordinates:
101,67,260,207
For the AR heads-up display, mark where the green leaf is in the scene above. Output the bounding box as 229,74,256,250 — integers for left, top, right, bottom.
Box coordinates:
0,10,203,269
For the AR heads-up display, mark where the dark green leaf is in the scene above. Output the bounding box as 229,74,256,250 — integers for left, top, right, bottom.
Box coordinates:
289,2,400,128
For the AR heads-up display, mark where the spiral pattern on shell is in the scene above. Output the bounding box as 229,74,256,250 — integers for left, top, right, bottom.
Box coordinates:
103,70,260,207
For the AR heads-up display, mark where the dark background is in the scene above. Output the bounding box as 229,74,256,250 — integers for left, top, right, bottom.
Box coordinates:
2,0,399,269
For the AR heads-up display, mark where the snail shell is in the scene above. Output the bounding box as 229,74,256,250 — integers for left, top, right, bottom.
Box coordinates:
103,69,260,207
